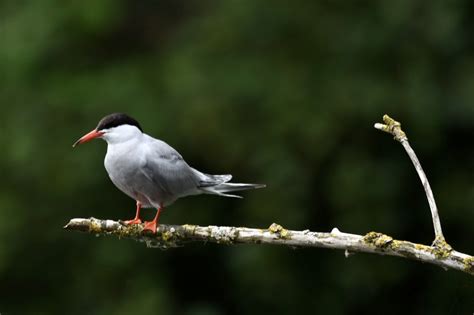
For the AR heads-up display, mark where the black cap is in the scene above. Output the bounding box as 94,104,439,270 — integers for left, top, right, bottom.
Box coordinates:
96,113,143,132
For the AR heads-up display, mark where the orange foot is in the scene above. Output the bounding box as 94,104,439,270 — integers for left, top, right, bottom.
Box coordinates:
125,201,142,225
143,220,157,233
125,218,142,225
143,207,161,234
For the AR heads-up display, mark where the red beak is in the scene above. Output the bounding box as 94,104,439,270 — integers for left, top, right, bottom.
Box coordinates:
72,129,104,147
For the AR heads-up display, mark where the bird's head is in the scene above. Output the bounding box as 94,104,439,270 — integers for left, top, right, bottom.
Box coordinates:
73,113,143,147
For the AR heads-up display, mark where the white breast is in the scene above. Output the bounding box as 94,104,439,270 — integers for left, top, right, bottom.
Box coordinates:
104,138,156,207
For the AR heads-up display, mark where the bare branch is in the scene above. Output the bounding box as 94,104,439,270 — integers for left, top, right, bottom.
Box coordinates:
64,114,474,276
64,218,474,275
375,115,445,244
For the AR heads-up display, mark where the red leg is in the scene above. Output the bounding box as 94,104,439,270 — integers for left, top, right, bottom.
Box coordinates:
125,201,142,225
143,207,162,233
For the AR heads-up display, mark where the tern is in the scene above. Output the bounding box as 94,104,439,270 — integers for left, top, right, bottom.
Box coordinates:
73,113,265,233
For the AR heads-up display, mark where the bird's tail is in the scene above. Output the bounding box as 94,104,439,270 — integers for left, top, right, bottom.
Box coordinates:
198,173,265,198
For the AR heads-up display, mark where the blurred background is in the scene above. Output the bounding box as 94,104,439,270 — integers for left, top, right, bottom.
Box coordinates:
0,1,473,314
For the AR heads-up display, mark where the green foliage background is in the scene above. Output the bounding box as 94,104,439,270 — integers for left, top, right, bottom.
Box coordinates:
0,1,473,314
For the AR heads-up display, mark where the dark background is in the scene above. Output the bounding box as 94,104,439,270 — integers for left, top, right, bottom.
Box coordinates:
1,1,473,314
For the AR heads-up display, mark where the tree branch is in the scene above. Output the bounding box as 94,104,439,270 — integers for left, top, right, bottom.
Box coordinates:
374,115,445,244
65,114,474,276
64,218,474,275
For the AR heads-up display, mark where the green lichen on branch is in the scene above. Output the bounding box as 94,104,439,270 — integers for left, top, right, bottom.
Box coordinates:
115,223,144,238
362,230,456,265
375,114,408,142
268,223,291,239
362,231,395,249
208,226,239,245
65,218,474,276
153,227,184,248
431,237,453,259
463,257,474,274
65,218,194,249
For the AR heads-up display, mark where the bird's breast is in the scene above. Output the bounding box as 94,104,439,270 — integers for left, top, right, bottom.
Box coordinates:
104,145,145,190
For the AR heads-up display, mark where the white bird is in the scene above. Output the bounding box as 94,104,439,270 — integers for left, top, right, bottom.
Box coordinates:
73,113,265,233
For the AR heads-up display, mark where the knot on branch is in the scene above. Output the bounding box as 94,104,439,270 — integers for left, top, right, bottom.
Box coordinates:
464,257,474,274
374,114,407,142
363,231,394,249
431,237,453,259
268,223,291,239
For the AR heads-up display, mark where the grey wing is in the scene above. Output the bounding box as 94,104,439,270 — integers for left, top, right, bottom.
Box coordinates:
140,139,201,202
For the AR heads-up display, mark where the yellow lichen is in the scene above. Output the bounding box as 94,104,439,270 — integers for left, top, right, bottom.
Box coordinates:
161,230,174,242
269,223,283,233
414,244,430,251
379,114,407,142
463,257,474,274
432,238,453,259
89,220,102,233
182,224,197,234
363,232,394,249
268,223,291,239
390,240,401,250
120,223,142,237
280,229,290,239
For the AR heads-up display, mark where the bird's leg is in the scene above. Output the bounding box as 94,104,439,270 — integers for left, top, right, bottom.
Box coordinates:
143,207,162,233
124,201,142,225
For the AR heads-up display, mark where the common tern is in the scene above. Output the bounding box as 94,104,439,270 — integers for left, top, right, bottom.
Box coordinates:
73,113,265,233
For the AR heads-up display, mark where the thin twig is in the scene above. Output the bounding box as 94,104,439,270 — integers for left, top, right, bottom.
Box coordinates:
64,218,474,275
374,115,445,245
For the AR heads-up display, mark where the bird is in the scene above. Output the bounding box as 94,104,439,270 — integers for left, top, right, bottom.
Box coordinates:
73,113,265,233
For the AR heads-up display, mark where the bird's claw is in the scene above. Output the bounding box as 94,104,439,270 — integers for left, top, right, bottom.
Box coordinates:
124,218,142,225
143,221,157,234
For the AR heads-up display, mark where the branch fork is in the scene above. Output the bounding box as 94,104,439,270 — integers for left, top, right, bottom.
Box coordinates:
375,115,445,245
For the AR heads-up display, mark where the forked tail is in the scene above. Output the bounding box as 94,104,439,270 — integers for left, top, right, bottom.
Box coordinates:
198,173,265,198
